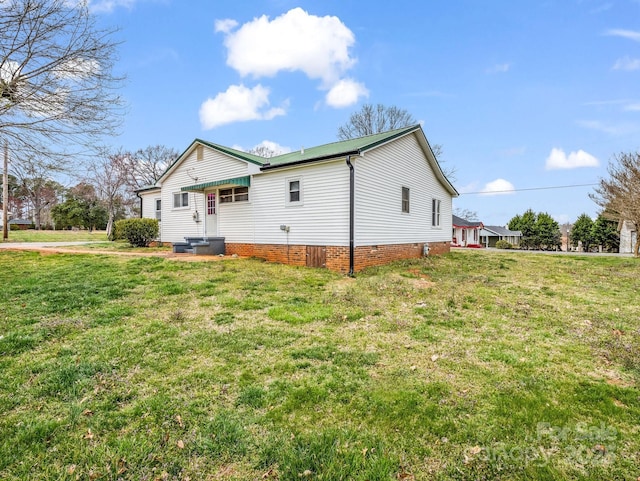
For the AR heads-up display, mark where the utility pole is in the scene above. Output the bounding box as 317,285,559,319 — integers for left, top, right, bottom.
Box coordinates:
3,140,8,241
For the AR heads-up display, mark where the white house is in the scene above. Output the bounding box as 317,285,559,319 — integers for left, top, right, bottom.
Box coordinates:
480,225,522,248
618,220,637,255
138,125,458,273
452,215,484,247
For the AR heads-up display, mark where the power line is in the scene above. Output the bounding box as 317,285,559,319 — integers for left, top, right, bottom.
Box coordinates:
459,182,599,195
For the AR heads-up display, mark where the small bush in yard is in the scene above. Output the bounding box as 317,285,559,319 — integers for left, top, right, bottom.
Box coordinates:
113,218,159,247
495,240,512,249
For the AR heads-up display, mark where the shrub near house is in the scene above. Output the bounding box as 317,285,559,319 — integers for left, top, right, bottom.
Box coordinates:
112,218,159,247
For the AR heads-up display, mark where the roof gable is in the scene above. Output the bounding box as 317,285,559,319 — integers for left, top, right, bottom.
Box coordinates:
262,125,458,197
154,139,266,186
150,125,457,197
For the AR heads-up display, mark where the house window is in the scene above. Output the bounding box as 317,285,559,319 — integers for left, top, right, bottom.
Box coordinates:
173,192,189,209
207,193,216,215
234,186,249,202
220,187,249,204
219,188,233,203
155,199,161,221
286,177,303,205
432,199,441,227
401,187,410,213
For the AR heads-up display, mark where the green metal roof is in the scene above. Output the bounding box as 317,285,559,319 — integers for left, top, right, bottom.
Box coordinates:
181,175,251,192
151,124,457,197
264,124,420,167
194,139,266,166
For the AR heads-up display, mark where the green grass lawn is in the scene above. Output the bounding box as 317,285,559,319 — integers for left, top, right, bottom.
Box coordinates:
0,250,638,480
3,229,108,242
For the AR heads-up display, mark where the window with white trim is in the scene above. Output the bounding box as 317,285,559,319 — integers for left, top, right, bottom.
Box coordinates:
173,192,189,209
432,198,441,227
155,199,161,220
401,187,410,213
286,177,303,205
220,187,249,204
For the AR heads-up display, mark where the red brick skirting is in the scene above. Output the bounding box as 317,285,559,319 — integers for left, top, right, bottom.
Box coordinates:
224,241,450,274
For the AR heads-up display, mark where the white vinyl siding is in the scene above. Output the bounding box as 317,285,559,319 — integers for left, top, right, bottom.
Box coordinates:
140,189,161,220
354,132,453,245
249,160,350,245
158,145,251,243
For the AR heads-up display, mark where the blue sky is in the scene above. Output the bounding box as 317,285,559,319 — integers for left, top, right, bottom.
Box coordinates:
93,0,640,225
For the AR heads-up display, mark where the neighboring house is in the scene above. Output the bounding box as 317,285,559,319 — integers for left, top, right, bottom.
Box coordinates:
480,225,522,248
618,220,637,254
138,125,458,273
8,219,32,230
452,215,483,247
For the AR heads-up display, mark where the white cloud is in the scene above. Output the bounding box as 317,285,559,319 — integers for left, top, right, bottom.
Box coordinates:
605,28,640,42
219,8,356,85
199,84,286,130
325,79,369,108
486,63,511,74
215,7,366,109
232,140,292,156
479,179,516,196
89,0,137,13
612,56,640,70
253,140,291,155
577,119,640,135
214,19,238,34
624,103,640,111
545,148,599,170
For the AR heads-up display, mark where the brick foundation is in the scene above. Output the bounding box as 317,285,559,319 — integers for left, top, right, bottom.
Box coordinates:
223,241,450,274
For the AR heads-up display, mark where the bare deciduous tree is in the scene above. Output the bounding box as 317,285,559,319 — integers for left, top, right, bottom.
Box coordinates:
0,0,123,158
337,104,417,140
120,145,179,190
89,151,127,236
590,152,640,256
11,153,64,229
454,208,479,222
337,103,455,181
249,145,278,158
107,145,177,217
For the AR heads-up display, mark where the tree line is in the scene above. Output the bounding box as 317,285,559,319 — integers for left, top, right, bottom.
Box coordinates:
506,209,619,252
1,146,178,233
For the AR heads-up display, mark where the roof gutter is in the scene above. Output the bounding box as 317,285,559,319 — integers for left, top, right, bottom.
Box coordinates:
346,155,355,277
260,150,360,171
135,191,143,218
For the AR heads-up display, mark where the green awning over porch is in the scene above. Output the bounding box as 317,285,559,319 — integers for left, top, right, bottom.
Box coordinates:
181,175,251,192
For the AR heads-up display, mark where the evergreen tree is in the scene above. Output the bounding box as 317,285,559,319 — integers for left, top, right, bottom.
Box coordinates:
591,214,620,252
571,213,594,251
508,209,562,250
